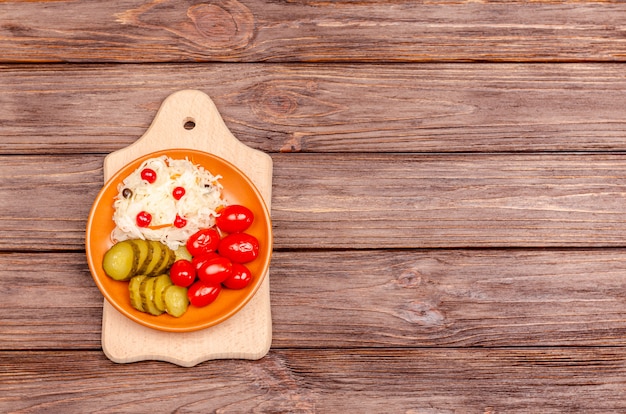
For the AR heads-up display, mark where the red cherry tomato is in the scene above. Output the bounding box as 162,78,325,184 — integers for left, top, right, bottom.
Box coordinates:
187,281,221,307
186,228,220,257
192,252,219,271
216,205,254,233
218,233,259,263
172,186,185,200
140,168,157,183
174,214,187,228
222,263,253,289
198,256,233,284
169,259,196,287
136,211,152,227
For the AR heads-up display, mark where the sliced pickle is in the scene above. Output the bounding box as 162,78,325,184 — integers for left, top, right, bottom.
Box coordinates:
153,274,173,312
155,247,176,275
140,277,163,316
164,285,189,318
174,245,192,262
130,239,153,275
102,240,138,281
128,275,148,312
143,240,165,277
103,239,179,316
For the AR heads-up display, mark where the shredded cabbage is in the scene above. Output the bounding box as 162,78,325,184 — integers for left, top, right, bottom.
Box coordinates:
111,155,226,250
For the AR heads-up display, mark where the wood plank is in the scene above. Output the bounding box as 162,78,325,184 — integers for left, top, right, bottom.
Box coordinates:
2,1,626,63
0,253,102,349
3,250,626,350
3,153,625,250
3,63,626,154
270,249,626,348
2,348,626,412
272,153,626,248
0,156,102,250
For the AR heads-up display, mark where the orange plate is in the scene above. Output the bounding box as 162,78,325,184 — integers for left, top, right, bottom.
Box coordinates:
86,149,272,333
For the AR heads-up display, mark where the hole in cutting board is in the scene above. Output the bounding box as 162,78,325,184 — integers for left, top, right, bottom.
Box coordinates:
183,118,196,130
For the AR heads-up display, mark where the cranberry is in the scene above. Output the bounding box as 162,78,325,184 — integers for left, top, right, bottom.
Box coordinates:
140,168,157,183
174,214,187,228
136,211,152,227
172,186,186,200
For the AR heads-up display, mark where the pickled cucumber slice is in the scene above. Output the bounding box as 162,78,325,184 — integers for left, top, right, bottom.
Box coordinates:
153,274,173,312
102,241,137,281
154,243,176,276
175,245,192,262
103,239,175,280
130,239,153,275
103,239,178,316
128,275,148,312
140,276,163,316
164,285,189,318
143,241,165,277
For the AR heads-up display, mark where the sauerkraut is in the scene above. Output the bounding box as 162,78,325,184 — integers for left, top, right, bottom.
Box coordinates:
111,155,226,250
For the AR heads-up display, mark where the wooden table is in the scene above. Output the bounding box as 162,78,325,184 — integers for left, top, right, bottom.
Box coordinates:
2,1,626,412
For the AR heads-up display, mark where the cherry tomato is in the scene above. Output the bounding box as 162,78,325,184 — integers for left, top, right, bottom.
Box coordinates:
172,186,186,200
218,233,259,263
198,256,233,284
216,205,254,233
140,168,157,183
174,214,187,228
222,263,253,289
169,259,196,287
136,211,152,227
192,252,219,271
186,228,220,256
187,281,221,307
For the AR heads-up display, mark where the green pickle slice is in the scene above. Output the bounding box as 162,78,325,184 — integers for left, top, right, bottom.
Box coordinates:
164,285,189,318
154,243,176,276
103,239,183,317
140,276,163,316
102,241,138,281
143,241,165,277
174,245,192,262
130,239,153,275
128,275,148,312
153,274,173,313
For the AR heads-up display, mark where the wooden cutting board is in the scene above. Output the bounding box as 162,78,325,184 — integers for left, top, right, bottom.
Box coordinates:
100,90,273,367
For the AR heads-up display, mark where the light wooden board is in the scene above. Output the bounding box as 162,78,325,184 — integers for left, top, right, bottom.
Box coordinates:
100,89,273,367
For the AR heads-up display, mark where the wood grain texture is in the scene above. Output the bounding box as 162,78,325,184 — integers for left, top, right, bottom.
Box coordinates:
270,249,626,348
2,348,626,413
3,0,625,409
3,250,626,350
3,63,626,154
0,155,102,250
272,153,626,248
3,153,626,250
2,1,626,63
0,253,102,350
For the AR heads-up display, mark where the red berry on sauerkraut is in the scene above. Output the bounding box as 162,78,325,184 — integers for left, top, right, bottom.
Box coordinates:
111,156,226,250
